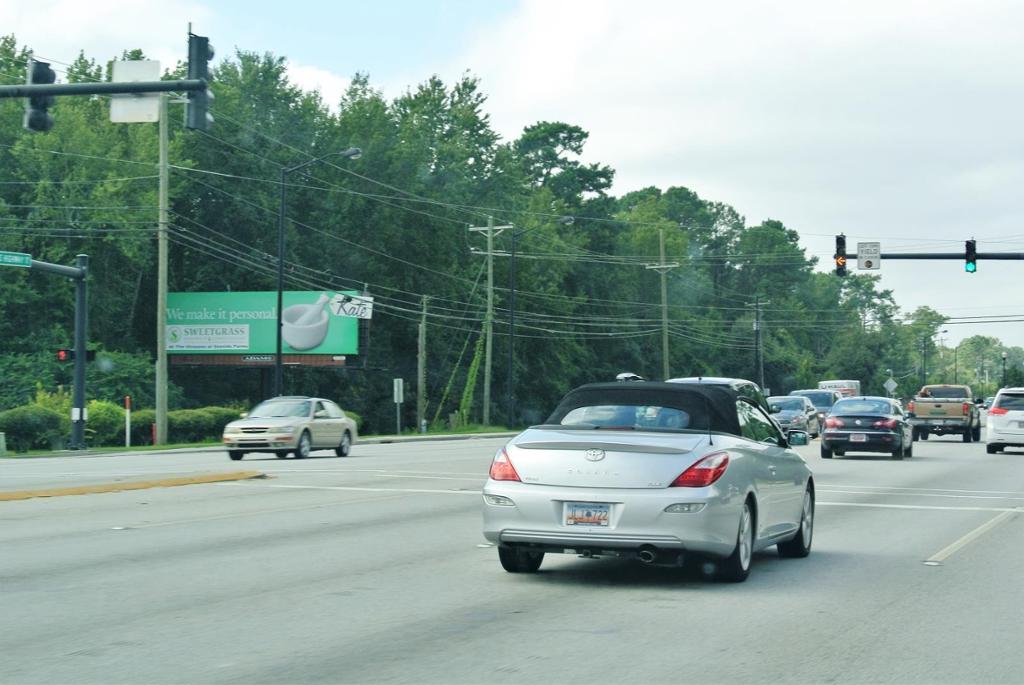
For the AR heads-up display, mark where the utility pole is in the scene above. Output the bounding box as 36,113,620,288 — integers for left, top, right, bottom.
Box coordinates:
644,228,680,380
155,93,169,445
508,228,517,428
417,295,428,432
468,217,510,425
745,296,770,390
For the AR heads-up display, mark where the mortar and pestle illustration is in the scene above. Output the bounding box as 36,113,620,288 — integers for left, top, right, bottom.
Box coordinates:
282,293,331,350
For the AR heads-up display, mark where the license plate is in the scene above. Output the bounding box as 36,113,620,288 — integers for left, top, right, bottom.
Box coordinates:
564,502,610,527
850,433,868,443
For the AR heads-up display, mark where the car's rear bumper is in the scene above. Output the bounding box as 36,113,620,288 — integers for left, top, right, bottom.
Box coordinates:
481,481,742,558
987,425,1024,446
909,418,970,433
822,430,900,453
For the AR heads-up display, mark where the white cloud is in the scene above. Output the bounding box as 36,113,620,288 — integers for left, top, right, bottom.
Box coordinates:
439,0,1024,345
0,0,214,72
286,62,350,110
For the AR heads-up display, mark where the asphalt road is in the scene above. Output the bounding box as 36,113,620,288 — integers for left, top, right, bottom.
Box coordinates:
2,433,1023,684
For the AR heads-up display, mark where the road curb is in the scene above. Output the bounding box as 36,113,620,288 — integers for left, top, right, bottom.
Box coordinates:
0,470,265,501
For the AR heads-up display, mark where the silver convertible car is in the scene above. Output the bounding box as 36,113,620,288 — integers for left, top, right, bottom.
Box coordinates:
482,381,814,582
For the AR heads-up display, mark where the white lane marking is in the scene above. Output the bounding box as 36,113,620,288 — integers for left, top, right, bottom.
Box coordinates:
819,501,1018,512
267,484,482,495
925,508,1022,563
821,489,1024,502
119,492,410,529
819,484,1024,496
374,474,485,482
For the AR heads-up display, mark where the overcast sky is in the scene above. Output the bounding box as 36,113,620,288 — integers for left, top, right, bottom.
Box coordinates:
4,0,1024,347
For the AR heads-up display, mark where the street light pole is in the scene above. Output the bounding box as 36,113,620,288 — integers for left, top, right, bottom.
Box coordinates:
274,147,361,397
1002,351,1008,388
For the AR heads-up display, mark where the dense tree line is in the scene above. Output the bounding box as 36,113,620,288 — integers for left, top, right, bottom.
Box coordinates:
1,35,1020,433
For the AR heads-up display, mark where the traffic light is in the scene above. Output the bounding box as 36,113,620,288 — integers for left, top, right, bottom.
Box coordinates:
834,234,847,276
965,239,977,273
24,59,56,132
185,33,215,131
55,349,96,362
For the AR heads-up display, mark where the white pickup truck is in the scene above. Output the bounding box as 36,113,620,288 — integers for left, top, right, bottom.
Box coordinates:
907,384,982,442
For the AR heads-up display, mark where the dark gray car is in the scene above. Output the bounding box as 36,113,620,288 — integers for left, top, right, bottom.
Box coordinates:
769,395,820,438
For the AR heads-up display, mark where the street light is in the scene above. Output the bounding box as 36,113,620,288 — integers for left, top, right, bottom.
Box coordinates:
275,147,362,397
1002,351,1008,389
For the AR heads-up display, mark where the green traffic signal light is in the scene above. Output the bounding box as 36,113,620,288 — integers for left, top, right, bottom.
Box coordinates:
965,239,977,273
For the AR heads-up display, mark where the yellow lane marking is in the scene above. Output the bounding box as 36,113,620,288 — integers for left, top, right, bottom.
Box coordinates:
925,508,1022,564
0,471,265,501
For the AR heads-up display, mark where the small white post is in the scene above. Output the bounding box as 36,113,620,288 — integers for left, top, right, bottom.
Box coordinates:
125,395,131,448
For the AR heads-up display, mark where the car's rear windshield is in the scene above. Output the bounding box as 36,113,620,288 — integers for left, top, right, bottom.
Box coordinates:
921,387,970,399
249,400,311,418
546,386,738,433
791,391,835,408
769,397,805,411
994,393,1024,411
831,399,893,415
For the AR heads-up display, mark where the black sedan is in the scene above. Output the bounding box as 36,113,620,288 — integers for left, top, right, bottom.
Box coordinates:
820,396,913,460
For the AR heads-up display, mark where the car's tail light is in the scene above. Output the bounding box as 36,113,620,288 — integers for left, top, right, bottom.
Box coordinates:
671,452,730,487
488,447,521,481
962,402,971,416
825,417,845,428
907,401,915,413
873,418,898,429
989,407,1009,415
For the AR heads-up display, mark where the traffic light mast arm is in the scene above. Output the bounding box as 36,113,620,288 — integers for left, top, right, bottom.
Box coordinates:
0,79,208,98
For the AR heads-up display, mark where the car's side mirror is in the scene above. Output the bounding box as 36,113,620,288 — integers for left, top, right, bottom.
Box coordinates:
975,398,984,405
787,430,809,446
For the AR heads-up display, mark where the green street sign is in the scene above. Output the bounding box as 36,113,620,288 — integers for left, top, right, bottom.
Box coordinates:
0,251,32,268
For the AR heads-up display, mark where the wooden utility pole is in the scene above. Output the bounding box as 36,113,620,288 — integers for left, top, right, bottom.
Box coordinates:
417,295,428,432
468,217,510,424
644,228,680,380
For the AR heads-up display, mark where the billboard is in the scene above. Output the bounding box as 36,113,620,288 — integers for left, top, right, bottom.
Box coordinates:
166,291,362,355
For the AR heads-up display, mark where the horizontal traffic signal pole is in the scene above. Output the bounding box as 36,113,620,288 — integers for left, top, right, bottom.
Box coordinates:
0,79,207,99
851,252,1024,260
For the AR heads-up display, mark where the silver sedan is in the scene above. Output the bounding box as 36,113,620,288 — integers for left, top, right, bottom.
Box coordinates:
482,381,815,582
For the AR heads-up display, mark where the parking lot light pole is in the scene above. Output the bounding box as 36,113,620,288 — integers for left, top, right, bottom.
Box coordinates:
275,147,361,397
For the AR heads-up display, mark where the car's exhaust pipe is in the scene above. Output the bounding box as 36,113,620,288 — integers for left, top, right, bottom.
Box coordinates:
637,546,658,564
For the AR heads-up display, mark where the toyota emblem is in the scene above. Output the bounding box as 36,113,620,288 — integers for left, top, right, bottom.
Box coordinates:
585,449,606,462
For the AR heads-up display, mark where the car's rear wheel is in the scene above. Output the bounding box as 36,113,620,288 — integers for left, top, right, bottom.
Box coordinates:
228,450,244,461
920,431,929,441
962,429,972,443
891,440,904,460
294,431,312,459
497,546,544,573
778,488,814,558
972,424,981,441
820,444,833,459
335,431,352,457
275,450,289,459
905,438,913,458
986,444,1001,454
718,501,754,582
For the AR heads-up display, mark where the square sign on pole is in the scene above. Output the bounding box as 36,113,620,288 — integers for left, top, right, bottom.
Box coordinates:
857,242,881,270
110,60,161,123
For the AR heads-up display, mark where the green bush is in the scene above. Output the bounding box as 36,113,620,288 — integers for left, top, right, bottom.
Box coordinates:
168,408,210,443
86,400,125,446
130,409,156,445
0,405,69,452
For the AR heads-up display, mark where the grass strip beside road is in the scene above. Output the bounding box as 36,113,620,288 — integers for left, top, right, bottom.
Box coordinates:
0,471,265,501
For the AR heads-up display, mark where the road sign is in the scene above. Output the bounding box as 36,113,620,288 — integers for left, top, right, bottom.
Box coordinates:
0,251,31,268
393,378,404,404
884,378,898,393
110,60,161,123
858,242,881,270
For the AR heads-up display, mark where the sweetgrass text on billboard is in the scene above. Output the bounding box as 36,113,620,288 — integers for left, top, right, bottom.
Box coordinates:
166,291,361,355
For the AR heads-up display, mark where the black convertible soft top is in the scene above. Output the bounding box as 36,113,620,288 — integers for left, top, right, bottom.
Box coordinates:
545,382,743,436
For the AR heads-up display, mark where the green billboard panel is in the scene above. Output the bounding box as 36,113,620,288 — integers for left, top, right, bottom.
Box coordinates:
167,291,360,355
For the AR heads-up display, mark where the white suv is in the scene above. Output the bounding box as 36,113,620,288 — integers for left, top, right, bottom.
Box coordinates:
985,388,1024,453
